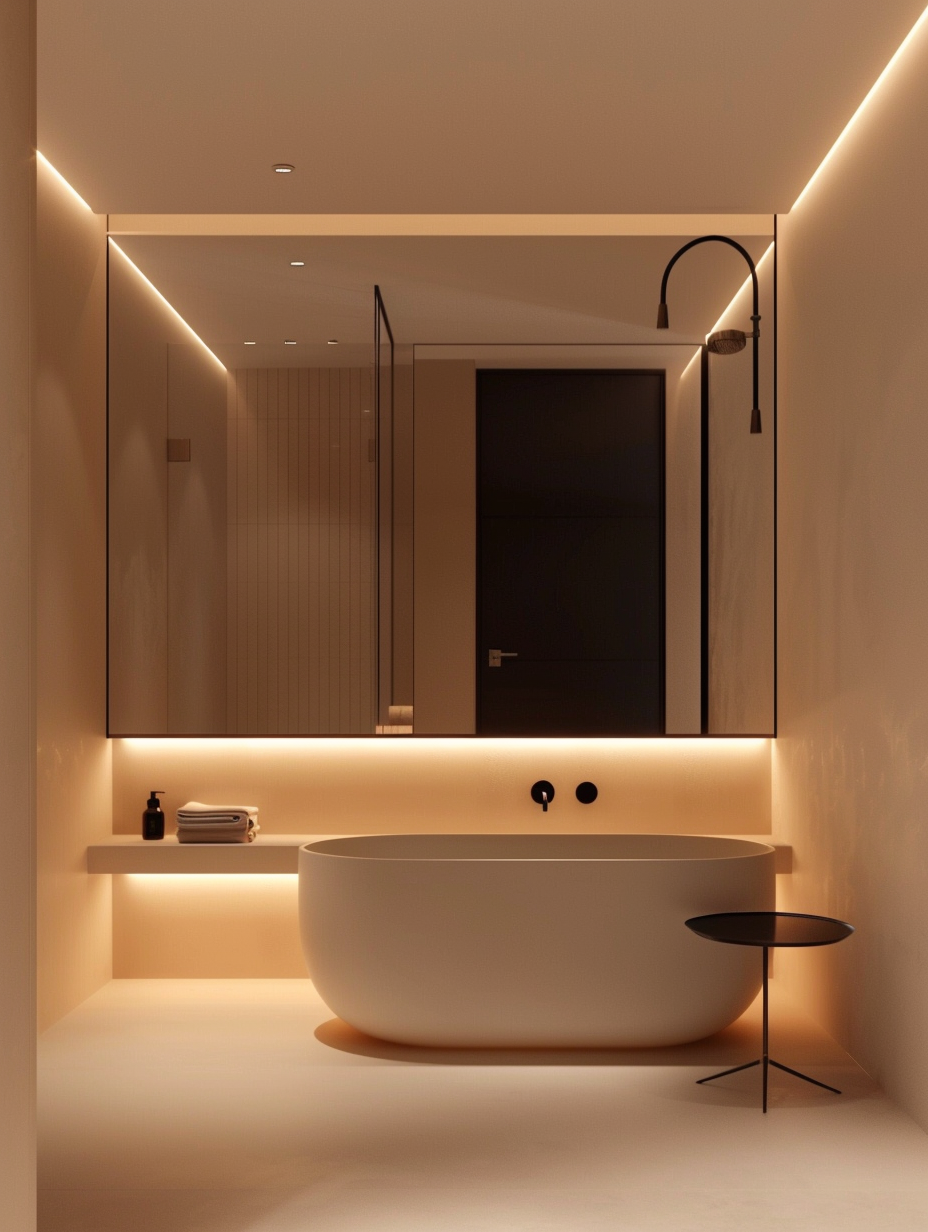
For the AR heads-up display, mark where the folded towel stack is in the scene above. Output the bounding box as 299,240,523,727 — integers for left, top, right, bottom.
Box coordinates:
176,801,260,844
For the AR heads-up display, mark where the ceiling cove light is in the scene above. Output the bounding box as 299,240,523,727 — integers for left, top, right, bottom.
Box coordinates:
273,163,295,174
36,151,92,211
792,3,928,210
108,240,226,373
657,235,762,434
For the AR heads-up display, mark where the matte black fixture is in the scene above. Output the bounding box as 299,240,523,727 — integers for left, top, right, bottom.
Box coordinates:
656,235,762,434
531,781,555,812
575,782,598,804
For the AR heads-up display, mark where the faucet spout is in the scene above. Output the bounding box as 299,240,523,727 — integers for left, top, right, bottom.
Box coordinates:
530,780,555,813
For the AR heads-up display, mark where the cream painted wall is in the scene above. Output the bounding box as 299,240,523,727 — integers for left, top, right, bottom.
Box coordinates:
0,0,37,1225
774,17,928,1130
35,158,112,1032
113,737,770,836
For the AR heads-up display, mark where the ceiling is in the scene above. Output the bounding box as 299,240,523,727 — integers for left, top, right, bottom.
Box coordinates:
39,1,925,215
114,233,772,365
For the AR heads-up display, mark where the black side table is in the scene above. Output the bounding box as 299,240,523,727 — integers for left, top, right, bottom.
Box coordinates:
685,911,854,1113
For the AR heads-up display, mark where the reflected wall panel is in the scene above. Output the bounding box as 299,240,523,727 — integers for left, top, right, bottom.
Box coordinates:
225,367,376,734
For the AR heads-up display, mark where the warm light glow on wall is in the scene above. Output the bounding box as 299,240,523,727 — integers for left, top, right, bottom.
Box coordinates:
108,239,227,372
124,873,298,885
791,4,928,210
37,150,93,211
680,346,703,380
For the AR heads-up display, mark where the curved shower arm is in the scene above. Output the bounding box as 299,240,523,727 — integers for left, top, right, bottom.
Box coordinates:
658,235,759,322
657,233,762,433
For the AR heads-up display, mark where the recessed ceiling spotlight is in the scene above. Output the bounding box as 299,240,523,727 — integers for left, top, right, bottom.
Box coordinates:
284,339,297,345
327,339,339,345
244,341,256,346
290,260,305,267
273,163,295,174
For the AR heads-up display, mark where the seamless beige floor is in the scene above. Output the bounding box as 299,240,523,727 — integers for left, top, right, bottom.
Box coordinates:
38,980,928,1231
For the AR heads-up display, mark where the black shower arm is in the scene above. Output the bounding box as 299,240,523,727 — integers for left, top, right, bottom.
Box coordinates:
659,235,759,326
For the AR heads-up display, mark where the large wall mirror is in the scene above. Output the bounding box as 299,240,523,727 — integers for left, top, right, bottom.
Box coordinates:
108,230,774,736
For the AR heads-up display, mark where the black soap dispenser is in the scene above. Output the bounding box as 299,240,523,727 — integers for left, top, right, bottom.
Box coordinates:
142,791,166,841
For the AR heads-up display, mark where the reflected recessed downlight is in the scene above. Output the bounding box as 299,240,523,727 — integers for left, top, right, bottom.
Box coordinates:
273,163,294,174
327,339,339,346
284,339,297,345
244,341,256,346
290,261,305,267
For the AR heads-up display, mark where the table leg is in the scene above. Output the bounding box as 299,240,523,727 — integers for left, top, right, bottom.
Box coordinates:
762,945,769,1113
696,943,842,1108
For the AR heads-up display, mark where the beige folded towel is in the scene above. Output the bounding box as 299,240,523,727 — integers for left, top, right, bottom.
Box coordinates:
176,802,260,844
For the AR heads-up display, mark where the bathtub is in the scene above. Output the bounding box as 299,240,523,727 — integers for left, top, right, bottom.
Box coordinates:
298,834,775,1048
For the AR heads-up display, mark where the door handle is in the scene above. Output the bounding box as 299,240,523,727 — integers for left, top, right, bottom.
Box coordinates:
488,649,518,668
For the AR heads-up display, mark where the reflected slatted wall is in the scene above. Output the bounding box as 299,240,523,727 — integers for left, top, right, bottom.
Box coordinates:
226,367,376,733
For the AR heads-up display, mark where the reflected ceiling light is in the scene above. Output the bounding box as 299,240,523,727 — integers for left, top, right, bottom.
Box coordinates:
244,341,256,346
656,235,761,434
284,339,297,345
108,240,226,372
290,260,305,266
327,339,339,345
273,163,295,173
36,151,92,211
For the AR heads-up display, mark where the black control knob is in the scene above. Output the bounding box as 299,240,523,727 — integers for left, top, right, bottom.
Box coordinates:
576,781,598,804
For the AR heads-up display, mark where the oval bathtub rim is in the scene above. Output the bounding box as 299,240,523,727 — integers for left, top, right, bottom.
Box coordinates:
299,834,776,863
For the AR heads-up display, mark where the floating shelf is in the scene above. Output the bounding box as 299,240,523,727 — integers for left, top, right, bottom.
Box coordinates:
86,834,325,874
87,834,791,875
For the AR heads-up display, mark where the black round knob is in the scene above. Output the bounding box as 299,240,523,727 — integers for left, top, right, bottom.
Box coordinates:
575,781,598,804
530,780,555,807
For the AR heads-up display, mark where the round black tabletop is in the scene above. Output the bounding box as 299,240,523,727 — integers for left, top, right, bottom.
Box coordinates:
685,911,854,948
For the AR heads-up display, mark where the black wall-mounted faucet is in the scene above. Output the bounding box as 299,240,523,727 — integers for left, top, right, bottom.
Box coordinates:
531,780,556,813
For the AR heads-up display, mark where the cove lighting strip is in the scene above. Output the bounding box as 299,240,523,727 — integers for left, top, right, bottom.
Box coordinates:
119,736,768,751
37,151,93,212
791,4,928,210
108,239,226,372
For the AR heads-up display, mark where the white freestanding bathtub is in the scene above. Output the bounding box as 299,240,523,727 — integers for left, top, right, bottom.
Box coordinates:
298,834,775,1048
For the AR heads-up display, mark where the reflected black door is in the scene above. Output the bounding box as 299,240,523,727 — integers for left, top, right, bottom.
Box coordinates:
477,370,664,735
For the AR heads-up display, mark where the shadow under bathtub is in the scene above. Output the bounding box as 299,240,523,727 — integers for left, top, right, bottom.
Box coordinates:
314,991,849,1069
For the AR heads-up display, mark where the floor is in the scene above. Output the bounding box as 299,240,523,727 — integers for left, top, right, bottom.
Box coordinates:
38,980,928,1232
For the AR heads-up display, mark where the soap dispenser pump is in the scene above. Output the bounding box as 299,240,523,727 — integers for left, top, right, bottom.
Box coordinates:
142,791,166,841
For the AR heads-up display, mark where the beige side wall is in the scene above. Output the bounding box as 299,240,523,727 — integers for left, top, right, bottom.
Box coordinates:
108,245,227,733
773,19,928,1129
414,360,477,732
166,344,227,733
0,0,37,1224
35,161,113,1032
708,250,775,734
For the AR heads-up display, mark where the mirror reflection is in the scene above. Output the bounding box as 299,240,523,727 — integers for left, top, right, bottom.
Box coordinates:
107,232,774,737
